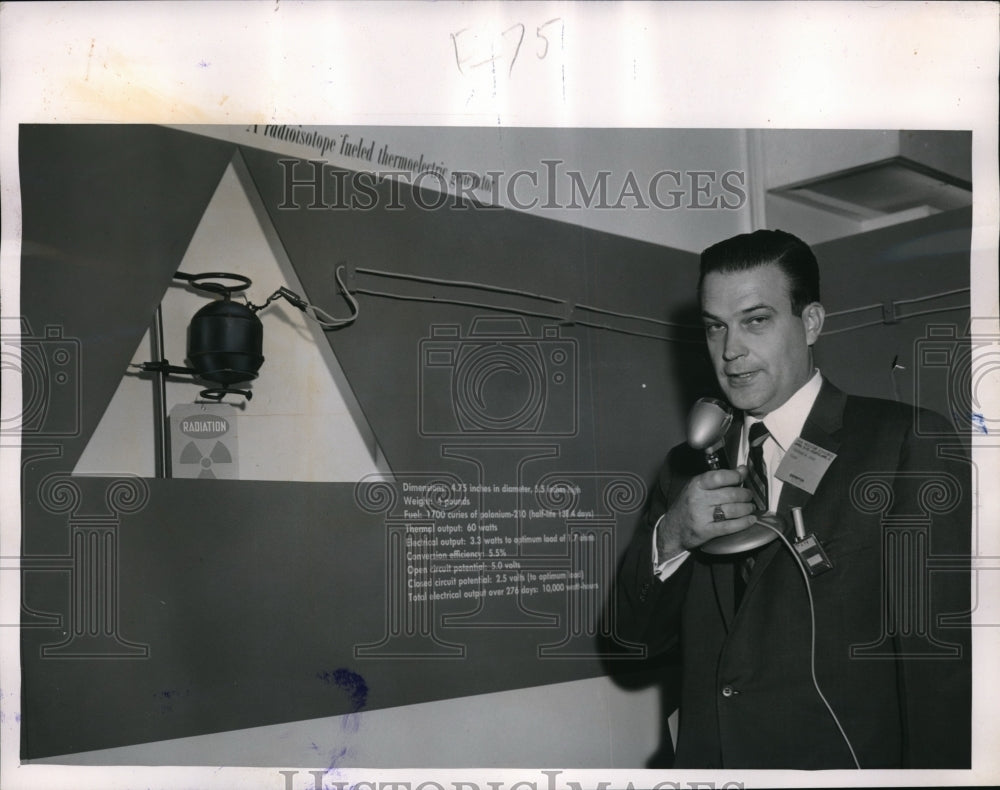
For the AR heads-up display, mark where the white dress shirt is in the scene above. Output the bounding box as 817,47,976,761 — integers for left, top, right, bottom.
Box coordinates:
652,370,824,579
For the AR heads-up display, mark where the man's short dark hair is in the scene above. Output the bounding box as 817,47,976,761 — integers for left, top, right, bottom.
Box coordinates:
698,229,821,316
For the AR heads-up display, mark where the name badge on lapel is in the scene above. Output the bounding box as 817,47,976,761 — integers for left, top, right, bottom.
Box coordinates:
775,436,836,494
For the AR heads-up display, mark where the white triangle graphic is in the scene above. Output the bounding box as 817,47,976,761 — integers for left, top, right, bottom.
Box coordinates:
74,153,390,482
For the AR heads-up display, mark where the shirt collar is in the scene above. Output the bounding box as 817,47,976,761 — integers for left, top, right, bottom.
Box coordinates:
744,369,823,452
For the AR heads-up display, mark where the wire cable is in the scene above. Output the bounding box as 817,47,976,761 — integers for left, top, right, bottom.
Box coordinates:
355,266,566,304
755,520,862,770
249,265,359,329
173,271,252,296
351,267,968,343
352,287,566,323
894,286,969,306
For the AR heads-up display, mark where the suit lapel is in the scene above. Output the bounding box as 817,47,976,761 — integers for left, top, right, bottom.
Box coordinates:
737,379,847,602
775,379,846,517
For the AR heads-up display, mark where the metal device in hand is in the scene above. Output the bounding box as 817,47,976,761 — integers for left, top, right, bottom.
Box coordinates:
686,396,784,555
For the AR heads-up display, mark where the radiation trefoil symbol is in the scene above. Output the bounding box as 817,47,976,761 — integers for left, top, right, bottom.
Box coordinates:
178,440,233,478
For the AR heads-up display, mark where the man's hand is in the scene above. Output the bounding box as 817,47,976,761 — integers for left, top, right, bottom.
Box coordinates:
655,467,757,560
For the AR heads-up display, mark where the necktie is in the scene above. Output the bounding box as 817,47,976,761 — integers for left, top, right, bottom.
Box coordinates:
736,421,770,607
747,421,770,511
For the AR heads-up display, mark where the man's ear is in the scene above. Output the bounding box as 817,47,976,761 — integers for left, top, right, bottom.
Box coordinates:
802,302,825,345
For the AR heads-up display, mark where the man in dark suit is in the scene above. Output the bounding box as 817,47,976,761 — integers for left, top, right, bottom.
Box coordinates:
616,229,970,769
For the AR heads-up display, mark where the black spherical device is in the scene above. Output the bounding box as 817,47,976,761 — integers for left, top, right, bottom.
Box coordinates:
186,298,264,392
135,266,357,403
135,271,264,401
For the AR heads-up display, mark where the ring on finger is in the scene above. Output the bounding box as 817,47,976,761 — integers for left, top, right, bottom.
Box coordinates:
712,505,726,522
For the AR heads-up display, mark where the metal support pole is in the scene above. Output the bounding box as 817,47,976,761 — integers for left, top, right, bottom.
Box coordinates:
150,305,171,478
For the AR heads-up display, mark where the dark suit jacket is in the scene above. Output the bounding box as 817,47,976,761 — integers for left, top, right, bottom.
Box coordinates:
616,379,971,769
